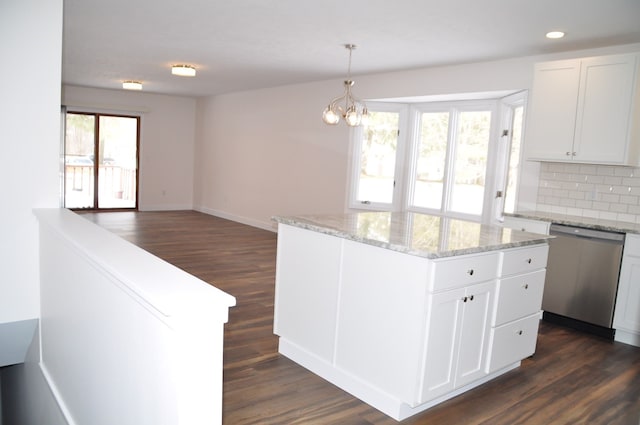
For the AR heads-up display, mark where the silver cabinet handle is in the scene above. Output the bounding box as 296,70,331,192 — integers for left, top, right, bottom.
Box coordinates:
566,151,571,156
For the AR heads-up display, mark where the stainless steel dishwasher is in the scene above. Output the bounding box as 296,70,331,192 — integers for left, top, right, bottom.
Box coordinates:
542,223,624,338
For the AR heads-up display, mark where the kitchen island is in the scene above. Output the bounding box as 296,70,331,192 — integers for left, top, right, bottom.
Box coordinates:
272,212,552,421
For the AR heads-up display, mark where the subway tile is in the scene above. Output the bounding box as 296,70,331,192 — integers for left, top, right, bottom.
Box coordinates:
583,209,599,219
560,198,576,207
575,200,593,209
568,191,585,200
600,193,620,203
614,167,637,177
604,176,623,185
597,166,616,176
617,213,636,223
598,211,618,221
592,201,610,211
609,203,628,213
579,165,598,175
566,207,583,216
620,195,639,205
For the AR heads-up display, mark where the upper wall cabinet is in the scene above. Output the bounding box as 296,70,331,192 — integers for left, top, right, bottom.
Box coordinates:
526,53,640,165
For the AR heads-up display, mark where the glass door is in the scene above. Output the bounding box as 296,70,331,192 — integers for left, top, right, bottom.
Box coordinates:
64,112,139,209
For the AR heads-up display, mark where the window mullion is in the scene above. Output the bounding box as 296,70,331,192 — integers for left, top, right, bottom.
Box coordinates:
442,108,458,215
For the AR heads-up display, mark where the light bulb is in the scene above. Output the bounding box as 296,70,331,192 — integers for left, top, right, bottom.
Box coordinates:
345,107,361,127
360,108,369,126
322,106,340,125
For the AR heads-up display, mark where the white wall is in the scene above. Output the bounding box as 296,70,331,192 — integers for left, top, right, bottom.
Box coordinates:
62,86,197,211
194,43,640,230
0,0,65,423
194,84,351,230
0,0,61,326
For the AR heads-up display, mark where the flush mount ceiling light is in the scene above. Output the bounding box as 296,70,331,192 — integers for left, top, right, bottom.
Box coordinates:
171,64,197,77
546,31,565,39
122,80,142,90
322,44,368,127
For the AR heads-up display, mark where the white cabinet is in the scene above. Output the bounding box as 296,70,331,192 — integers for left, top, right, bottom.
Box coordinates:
527,53,640,165
501,216,550,235
420,280,495,403
613,234,640,346
526,59,581,161
486,245,549,373
273,223,549,421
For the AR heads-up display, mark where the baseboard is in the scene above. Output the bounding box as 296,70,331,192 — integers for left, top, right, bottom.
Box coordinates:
194,206,276,232
138,203,194,211
614,328,640,347
278,337,520,422
40,363,77,425
542,312,615,339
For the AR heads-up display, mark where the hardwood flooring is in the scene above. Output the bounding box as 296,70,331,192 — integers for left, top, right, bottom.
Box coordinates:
79,210,640,425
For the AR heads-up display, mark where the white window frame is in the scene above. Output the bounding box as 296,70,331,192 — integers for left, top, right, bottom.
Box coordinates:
405,100,500,223
348,92,525,224
347,102,408,212
493,91,528,223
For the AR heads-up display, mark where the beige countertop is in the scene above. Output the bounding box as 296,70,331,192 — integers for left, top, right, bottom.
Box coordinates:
273,212,552,259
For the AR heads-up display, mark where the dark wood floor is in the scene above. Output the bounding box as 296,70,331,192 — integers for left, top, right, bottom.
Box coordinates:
80,210,640,425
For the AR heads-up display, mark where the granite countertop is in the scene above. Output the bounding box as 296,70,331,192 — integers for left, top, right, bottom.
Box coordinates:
509,211,640,234
273,212,553,259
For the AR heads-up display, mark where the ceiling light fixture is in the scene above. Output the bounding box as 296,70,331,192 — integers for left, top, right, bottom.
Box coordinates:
546,31,565,39
171,64,197,77
122,80,142,90
322,44,368,127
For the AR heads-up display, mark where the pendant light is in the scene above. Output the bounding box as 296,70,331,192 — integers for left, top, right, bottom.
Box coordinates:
322,44,368,127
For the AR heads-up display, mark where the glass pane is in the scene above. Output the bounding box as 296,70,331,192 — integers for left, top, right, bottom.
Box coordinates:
503,106,523,214
450,111,491,215
64,113,95,208
412,112,449,210
98,116,138,208
356,111,399,204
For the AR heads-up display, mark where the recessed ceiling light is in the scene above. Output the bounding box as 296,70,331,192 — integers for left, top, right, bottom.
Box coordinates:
122,80,142,90
171,64,196,77
546,31,565,39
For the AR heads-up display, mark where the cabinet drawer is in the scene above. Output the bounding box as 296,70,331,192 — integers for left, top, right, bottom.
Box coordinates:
493,270,546,326
487,313,541,373
502,217,550,234
500,244,549,277
430,253,499,291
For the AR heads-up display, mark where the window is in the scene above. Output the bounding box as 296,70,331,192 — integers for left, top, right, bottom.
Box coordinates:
64,111,139,209
498,93,527,216
349,103,406,211
350,93,523,223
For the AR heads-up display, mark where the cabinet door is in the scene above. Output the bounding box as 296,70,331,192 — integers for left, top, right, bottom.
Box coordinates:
420,281,495,403
420,287,464,403
455,280,495,388
526,59,581,161
613,254,640,332
574,54,638,163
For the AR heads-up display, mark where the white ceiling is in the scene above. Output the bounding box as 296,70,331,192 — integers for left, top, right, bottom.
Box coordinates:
62,0,640,98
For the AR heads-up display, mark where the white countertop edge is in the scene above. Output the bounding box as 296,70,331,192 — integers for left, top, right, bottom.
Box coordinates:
274,215,552,259
34,208,236,322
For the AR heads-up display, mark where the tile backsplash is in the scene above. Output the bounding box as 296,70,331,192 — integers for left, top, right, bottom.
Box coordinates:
536,162,640,223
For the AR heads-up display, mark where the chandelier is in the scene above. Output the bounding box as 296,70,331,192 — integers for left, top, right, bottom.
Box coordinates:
322,44,368,127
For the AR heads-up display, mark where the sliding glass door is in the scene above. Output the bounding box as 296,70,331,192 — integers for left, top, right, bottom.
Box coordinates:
64,112,139,209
